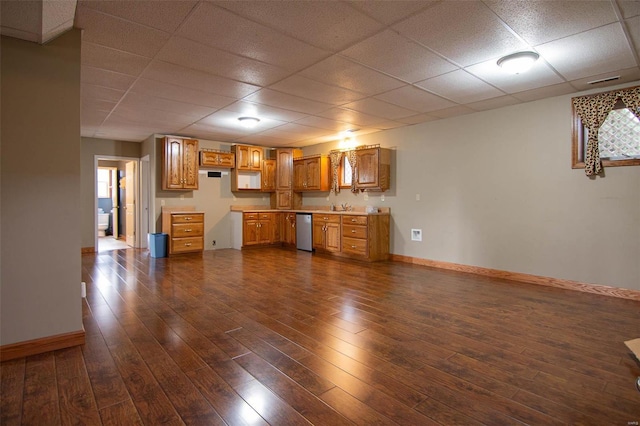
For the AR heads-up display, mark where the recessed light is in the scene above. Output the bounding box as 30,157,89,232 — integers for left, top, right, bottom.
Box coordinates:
497,51,539,74
238,116,260,128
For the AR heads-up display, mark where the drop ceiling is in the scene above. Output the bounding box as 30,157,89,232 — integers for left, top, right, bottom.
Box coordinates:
2,0,639,147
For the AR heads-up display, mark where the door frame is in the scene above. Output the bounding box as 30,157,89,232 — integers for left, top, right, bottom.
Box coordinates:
94,155,146,251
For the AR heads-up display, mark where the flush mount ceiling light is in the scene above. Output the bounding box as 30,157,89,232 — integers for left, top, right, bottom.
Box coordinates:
238,116,260,128
497,51,540,74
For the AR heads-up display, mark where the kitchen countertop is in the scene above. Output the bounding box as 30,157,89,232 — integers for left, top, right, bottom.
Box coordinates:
230,205,390,216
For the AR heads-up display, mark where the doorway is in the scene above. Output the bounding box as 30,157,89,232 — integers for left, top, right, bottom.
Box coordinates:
95,157,142,252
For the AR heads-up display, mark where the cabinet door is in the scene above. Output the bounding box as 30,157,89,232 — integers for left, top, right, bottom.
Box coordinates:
293,160,306,191
325,223,341,252
164,137,184,189
305,158,320,190
237,145,251,170
218,152,235,167
250,147,263,170
243,219,260,246
312,219,325,250
276,190,292,209
182,139,199,189
355,148,379,189
277,149,292,189
262,159,276,191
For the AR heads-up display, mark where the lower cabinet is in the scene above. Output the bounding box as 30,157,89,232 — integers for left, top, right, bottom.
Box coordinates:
162,210,204,255
312,214,341,253
341,214,389,261
243,212,278,246
282,213,296,246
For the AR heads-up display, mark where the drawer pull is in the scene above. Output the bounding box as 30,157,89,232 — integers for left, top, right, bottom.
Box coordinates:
351,230,356,233
351,245,357,249
185,217,192,220
185,243,192,246
323,216,329,220
351,218,356,222
185,229,192,232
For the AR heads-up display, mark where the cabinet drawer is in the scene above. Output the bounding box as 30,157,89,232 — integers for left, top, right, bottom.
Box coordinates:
172,223,203,238
342,224,367,239
244,213,259,220
313,214,341,223
171,237,204,253
172,213,203,224
342,215,368,225
342,237,367,255
259,213,272,220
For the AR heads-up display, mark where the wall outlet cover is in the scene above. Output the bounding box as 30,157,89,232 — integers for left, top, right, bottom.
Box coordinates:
411,229,422,242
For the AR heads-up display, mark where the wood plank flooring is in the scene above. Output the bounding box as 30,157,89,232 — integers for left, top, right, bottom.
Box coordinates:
2,247,639,425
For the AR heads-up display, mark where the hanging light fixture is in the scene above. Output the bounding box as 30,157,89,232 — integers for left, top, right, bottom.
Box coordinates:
497,51,539,74
238,116,260,128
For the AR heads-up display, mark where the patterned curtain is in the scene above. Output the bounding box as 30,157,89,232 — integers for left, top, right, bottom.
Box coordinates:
618,87,640,120
329,151,341,194
572,92,618,176
346,150,358,193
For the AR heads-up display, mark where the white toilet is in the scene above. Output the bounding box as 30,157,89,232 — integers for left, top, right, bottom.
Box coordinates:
98,208,110,236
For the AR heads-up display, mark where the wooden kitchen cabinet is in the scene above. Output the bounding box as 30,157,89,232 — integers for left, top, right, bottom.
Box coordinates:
243,212,278,246
199,150,235,168
234,145,263,171
293,155,330,191
355,147,391,192
262,159,276,192
282,213,296,246
162,137,199,190
161,207,204,255
312,214,341,252
341,214,390,261
271,148,303,209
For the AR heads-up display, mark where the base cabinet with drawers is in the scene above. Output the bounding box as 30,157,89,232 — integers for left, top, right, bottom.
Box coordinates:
161,208,204,255
341,214,390,261
243,212,278,246
312,214,341,253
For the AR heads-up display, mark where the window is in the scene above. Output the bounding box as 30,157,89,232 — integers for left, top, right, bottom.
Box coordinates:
572,89,640,169
340,153,352,188
97,168,111,198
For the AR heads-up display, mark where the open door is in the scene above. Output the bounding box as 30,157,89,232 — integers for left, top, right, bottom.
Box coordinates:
125,161,136,247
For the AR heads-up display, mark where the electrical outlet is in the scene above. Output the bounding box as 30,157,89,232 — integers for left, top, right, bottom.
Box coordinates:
415,193,420,201
212,240,216,247
381,195,385,202
411,229,422,242
363,192,369,201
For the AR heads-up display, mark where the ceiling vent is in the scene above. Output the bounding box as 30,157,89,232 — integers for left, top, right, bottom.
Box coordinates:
587,76,621,85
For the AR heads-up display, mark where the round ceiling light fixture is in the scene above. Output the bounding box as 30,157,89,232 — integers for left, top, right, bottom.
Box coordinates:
238,116,260,128
497,51,540,74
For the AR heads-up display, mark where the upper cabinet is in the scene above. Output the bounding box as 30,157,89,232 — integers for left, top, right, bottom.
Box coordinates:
262,159,276,192
199,150,235,168
293,155,330,191
162,137,199,190
276,148,302,190
355,147,391,192
235,145,263,171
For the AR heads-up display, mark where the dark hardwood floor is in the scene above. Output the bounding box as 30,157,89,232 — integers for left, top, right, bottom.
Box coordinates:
2,247,640,425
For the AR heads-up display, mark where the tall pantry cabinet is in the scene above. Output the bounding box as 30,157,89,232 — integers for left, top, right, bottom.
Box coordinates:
273,148,302,209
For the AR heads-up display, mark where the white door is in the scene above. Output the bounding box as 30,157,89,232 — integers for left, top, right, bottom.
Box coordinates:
125,161,136,247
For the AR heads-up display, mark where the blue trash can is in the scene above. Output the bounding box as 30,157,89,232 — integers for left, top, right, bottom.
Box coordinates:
148,233,167,258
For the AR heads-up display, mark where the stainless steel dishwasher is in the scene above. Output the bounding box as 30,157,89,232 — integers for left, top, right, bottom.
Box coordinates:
296,213,313,251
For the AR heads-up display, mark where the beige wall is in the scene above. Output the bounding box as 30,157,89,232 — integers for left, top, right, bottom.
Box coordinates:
302,83,640,291
80,137,141,249
1,31,83,345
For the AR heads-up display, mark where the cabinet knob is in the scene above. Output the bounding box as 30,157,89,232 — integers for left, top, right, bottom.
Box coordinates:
185,229,192,232
185,243,192,247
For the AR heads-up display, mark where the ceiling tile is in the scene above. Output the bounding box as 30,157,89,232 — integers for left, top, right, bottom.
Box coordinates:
235,133,295,146
81,42,151,76
345,0,437,25
485,0,618,45
465,56,565,94
568,67,640,92
342,98,420,120
75,6,170,58
81,83,126,103
317,107,389,127
299,55,405,96
428,105,477,119
293,115,353,132
616,0,640,19
118,92,216,121
466,95,521,111
243,89,333,115
375,84,458,112
81,66,136,91
511,82,577,103
180,124,247,141
269,75,365,105
626,16,640,57
81,96,117,113
214,1,383,51
78,0,197,32
397,113,439,125
340,30,458,83
177,2,329,70
130,78,234,109
141,61,260,99
222,101,308,123
252,123,333,142
416,70,504,105
535,23,637,81
157,37,290,87
393,1,528,67
81,109,111,128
